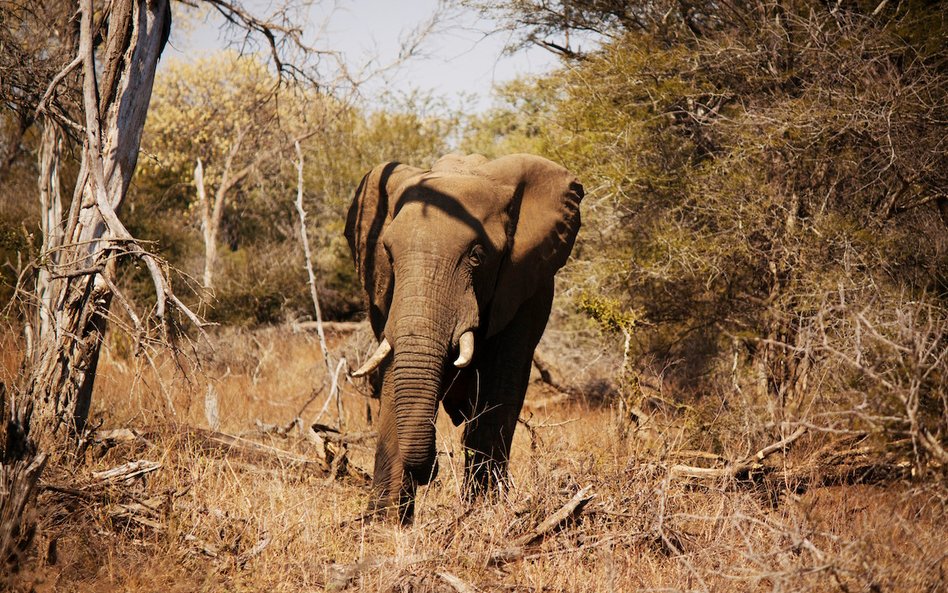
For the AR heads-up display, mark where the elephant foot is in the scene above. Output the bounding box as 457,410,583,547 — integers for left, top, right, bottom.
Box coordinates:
462,450,510,501
367,483,417,525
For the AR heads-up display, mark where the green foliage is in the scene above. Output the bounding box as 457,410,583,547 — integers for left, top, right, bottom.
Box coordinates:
577,292,638,335
461,77,560,157
209,243,305,326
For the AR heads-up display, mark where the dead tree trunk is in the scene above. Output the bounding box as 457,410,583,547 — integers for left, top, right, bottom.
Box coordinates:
194,158,219,292
26,121,65,356
194,126,246,293
18,0,174,449
2,0,175,570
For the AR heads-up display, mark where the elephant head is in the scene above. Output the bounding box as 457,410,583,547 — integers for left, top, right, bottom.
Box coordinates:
345,153,583,502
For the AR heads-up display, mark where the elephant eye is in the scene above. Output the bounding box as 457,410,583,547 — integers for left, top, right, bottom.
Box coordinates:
468,244,484,267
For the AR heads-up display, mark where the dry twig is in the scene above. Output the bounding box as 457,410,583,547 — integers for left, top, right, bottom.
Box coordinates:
489,485,595,564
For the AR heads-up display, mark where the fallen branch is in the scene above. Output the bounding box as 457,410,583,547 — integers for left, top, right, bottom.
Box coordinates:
667,428,928,489
670,426,808,480
236,532,272,568
315,435,371,484
176,426,330,473
107,498,166,531
517,486,595,546
489,485,594,565
920,429,948,465
437,571,479,593
251,421,372,481
311,423,376,446
781,437,918,488
91,459,161,485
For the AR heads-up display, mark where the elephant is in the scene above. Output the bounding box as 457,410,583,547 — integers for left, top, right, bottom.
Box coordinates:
344,152,583,523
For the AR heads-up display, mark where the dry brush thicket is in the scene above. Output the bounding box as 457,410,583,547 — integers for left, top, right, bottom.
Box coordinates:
468,0,948,478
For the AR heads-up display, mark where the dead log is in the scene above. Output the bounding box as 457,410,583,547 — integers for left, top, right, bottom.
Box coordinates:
175,426,330,473
312,423,376,446
164,424,371,482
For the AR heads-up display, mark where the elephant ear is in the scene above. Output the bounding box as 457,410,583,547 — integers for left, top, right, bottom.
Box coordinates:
480,154,584,337
345,161,423,336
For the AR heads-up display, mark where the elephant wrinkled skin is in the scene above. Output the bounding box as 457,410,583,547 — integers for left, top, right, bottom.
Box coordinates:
345,153,584,522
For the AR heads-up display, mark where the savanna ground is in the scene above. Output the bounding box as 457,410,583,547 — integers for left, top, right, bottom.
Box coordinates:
2,324,944,593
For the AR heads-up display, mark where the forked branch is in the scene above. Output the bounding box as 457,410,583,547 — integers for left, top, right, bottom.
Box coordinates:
77,0,205,338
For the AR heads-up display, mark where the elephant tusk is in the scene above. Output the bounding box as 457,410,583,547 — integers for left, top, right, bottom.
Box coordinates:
454,331,475,368
351,338,392,377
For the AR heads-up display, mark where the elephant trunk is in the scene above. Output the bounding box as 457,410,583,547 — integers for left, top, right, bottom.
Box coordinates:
390,333,446,483
387,255,457,484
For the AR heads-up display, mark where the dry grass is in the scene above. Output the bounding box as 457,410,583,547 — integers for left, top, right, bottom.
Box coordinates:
3,327,946,592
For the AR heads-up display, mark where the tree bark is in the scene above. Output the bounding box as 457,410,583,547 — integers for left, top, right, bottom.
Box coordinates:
1,0,171,569
194,158,218,291
0,453,47,567
30,121,65,357
19,0,172,450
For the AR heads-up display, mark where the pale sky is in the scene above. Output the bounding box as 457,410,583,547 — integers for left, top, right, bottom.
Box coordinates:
161,0,561,113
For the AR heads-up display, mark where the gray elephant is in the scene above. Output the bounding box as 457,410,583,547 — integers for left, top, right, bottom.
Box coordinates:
345,153,583,522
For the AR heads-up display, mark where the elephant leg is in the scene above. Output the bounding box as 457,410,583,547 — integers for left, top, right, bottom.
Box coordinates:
369,368,416,523
462,282,554,499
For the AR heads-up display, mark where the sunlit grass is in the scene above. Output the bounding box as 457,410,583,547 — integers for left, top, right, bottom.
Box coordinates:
3,327,945,592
